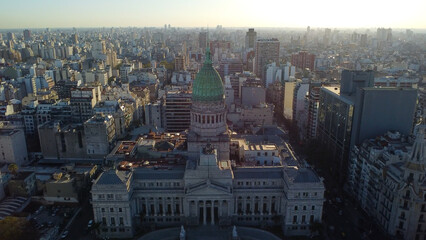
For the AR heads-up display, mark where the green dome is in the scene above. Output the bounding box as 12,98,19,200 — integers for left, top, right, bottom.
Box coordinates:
192,48,224,102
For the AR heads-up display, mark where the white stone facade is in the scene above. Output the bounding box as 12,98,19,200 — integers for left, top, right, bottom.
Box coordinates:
91,147,324,238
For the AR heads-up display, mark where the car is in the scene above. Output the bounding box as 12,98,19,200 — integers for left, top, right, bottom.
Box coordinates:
87,220,94,228
61,231,69,239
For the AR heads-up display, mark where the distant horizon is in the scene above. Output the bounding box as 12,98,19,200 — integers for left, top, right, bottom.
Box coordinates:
1,0,425,30
1,26,426,32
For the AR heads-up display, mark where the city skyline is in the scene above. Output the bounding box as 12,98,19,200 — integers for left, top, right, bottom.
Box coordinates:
1,0,426,29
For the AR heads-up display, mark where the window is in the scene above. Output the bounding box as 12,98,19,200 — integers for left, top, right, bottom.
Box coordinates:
110,208,114,212
303,206,306,210
98,194,105,200
107,194,114,200
110,217,116,226
302,215,306,223
312,206,315,210
119,217,124,225
102,217,106,225
119,208,123,212
116,194,122,200
293,215,297,223
294,206,298,211
101,208,105,212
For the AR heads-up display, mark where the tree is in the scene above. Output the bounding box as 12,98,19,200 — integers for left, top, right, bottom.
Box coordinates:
8,163,18,176
0,216,39,240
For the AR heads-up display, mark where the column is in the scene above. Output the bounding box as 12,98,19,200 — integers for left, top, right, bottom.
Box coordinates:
154,198,158,216
269,198,272,214
252,198,255,215
203,201,207,225
260,198,263,215
211,201,215,225
171,197,175,216
181,198,184,216
145,198,149,216
243,198,246,215
219,201,223,217
162,198,166,216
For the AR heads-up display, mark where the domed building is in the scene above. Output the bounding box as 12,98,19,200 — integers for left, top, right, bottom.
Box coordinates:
187,48,230,161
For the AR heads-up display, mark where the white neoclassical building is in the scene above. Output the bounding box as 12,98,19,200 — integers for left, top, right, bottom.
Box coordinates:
91,49,325,239
91,144,324,238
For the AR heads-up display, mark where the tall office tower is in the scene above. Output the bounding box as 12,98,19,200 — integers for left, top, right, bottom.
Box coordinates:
317,70,417,183
323,28,331,46
245,28,257,49
254,39,280,84
291,51,315,71
198,32,208,51
163,90,192,132
72,33,78,44
23,29,31,41
187,48,230,161
7,32,15,41
359,34,368,47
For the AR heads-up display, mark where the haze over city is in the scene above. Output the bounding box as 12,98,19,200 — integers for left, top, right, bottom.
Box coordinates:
1,0,426,29
0,1,425,240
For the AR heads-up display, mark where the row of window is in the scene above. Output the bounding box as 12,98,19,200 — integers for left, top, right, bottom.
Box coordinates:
138,182,181,188
294,205,316,211
102,216,124,226
101,207,123,213
292,215,315,224
295,192,318,198
98,194,123,200
236,181,277,186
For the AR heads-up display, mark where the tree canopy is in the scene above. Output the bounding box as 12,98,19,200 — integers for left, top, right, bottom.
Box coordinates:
0,216,39,240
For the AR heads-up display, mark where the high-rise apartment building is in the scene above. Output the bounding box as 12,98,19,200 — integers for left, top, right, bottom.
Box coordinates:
198,32,208,51
291,51,315,71
70,87,100,123
72,33,78,44
254,39,280,84
23,29,31,41
245,28,257,49
174,55,186,71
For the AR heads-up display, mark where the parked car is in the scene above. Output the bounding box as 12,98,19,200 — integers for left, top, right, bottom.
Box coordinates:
87,220,94,229
61,231,69,239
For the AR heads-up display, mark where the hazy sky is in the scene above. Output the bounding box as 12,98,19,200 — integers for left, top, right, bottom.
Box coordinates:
1,0,425,29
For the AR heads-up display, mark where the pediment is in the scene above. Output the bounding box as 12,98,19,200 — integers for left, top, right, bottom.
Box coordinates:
186,181,231,196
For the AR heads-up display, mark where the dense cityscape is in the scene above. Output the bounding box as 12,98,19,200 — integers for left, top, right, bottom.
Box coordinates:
0,6,425,240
